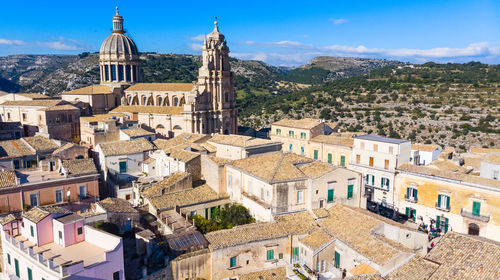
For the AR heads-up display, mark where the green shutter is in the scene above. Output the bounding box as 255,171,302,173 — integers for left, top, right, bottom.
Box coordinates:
327,189,334,202
293,247,299,257
413,188,418,200
405,207,409,216
347,185,353,199
371,175,375,185
412,209,416,221
328,153,332,164
267,249,274,260
446,196,450,210
340,155,345,166
119,161,127,173
28,268,33,280
15,259,19,277
406,188,410,198
444,217,449,233
230,256,237,267
381,178,384,188
437,194,441,206
436,216,440,229
30,225,34,237
334,251,340,268
472,201,481,216
314,150,318,160
205,208,209,219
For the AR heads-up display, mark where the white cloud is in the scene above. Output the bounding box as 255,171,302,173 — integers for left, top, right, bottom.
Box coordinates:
188,34,205,42
188,43,202,51
330,18,348,25
237,40,500,66
0,38,25,45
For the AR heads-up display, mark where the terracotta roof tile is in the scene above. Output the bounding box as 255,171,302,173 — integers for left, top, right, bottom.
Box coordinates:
149,184,227,211
311,135,354,147
37,104,79,111
22,136,59,152
238,267,287,280
125,83,193,92
23,206,70,223
112,105,184,115
0,100,64,107
299,161,336,178
484,152,500,164
0,139,35,159
97,198,138,213
142,172,190,197
299,229,335,251
121,127,155,137
272,118,324,129
385,255,439,280
0,171,16,188
349,263,378,276
411,144,440,152
63,85,113,95
62,158,98,177
80,113,127,123
208,134,278,148
98,138,154,156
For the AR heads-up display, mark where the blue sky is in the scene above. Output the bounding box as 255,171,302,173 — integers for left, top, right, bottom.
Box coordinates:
0,0,498,66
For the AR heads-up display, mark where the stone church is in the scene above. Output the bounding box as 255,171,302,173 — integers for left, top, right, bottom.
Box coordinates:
62,8,238,137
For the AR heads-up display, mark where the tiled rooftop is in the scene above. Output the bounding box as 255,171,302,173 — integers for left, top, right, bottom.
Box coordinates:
121,127,155,137
272,118,324,129
207,155,233,166
299,229,334,251
398,163,500,188
80,113,126,123
484,152,500,164
349,263,378,276
164,147,199,162
142,172,190,197
148,184,227,211
0,139,35,159
112,105,184,115
62,158,98,177
37,104,79,111
23,206,70,223
470,147,500,154
63,85,112,95
22,136,59,152
97,197,138,213
230,152,335,183
385,255,439,280
0,170,16,188
355,135,409,144
126,82,194,92
319,205,411,266
424,232,500,280
208,134,278,148
153,133,209,151
98,138,154,156
0,100,64,107
311,134,354,147
411,143,440,152
238,267,287,280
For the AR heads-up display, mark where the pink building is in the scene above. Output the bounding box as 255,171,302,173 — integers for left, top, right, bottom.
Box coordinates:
1,206,124,279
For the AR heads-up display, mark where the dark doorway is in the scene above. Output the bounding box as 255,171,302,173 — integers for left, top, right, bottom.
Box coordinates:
468,223,480,236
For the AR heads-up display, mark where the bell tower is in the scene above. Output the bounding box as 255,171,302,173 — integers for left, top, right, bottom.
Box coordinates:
196,18,237,134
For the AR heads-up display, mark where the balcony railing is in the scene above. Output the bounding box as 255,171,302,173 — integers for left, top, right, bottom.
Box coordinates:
460,208,490,222
404,195,418,203
435,202,450,212
4,234,65,276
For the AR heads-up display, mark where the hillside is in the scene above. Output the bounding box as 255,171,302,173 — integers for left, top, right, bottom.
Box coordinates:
239,62,500,150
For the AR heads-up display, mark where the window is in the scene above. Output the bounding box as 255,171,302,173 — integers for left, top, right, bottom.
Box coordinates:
300,132,306,139
13,160,20,169
381,177,390,190
328,153,332,164
373,144,378,152
340,155,345,166
113,271,120,280
7,112,11,120
7,253,10,265
225,92,229,102
58,230,63,245
369,157,374,167
293,247,299,262
347,184,353,199
126,65,131,81
260,188,264,201
30,225,34,237
389,146,394,154
230,256,237,268
79,185,87,199
436,215,449,233
288,130,294,138
301,146,304,155
248,181,253,195
289,144,293,152
142,96,147,105
111,65,117,81
279,253,283,259
472,201,481,216
276,128,281,135
493,170,499,180
22,113,27,121
334,251,340,268
384,159,389,169
157,96,163,106
297,190,303,204
119,161,127,173
327,181,335,202
356,154,360,164
105,65,109,81
27,267,33,280
406,187,417,202
55,189,63,203
77,227,83,235
405,207,416,221
266,249,274,260
365,174,375,186
29,193,38,206
360,142,365,149
118,64,124,81
437,194,450,210
14,258,19,277
314,150,318,160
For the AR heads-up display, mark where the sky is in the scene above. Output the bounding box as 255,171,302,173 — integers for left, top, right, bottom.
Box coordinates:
0,0,498,66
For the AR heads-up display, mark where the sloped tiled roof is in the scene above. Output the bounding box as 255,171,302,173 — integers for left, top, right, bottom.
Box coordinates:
121,127,155,137
98,138,154,156
272,118,323,129
385,255,439,280
349,263,378,276
0,139,35,159
411,144,440,152
299,229,335,251
311,134,354,147
112,105,183,115
97,198,138,213
52,143,81,155
229,152,334,183
238,267,287,280
37,104,79,111
63,85,113,95
80,113,126,123
142,172,190,197
0,100,64,107
208,134,278,148
148,184,227,211
126,83,193,92
0,171,16,188
62,158,98,177
22,136,59,152
23,206,70,223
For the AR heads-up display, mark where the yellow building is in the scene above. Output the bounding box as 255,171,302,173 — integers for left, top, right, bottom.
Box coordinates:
395,163,500,241
309,134,354,167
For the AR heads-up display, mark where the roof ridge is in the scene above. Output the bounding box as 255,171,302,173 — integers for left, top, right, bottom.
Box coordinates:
270,153,287,182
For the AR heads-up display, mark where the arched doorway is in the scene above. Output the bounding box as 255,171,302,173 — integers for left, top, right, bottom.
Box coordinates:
468,223,480,236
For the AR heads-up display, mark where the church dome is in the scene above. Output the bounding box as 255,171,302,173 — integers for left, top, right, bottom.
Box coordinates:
100,33,138,60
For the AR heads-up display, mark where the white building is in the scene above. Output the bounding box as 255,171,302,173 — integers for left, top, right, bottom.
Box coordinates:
349,135,411,206
480,153,500,180
410,144,442,165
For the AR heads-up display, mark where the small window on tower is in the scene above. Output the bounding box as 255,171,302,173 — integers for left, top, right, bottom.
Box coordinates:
225,92,229,102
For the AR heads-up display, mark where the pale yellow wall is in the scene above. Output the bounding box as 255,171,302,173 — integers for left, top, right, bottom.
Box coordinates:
309,141,352,166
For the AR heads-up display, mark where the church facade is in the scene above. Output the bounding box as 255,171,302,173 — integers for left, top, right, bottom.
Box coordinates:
63,8,237,136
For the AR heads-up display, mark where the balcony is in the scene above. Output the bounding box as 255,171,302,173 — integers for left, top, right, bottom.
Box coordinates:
461,208,490,222
435,202,450,212
405,195,418,203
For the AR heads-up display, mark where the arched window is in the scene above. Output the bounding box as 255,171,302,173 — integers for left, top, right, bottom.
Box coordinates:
173,97,179,106
142,96,147,105
468,223,479,236
128,96,132,105
173,125,182,130
157,96,163,106
156,124,165,129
